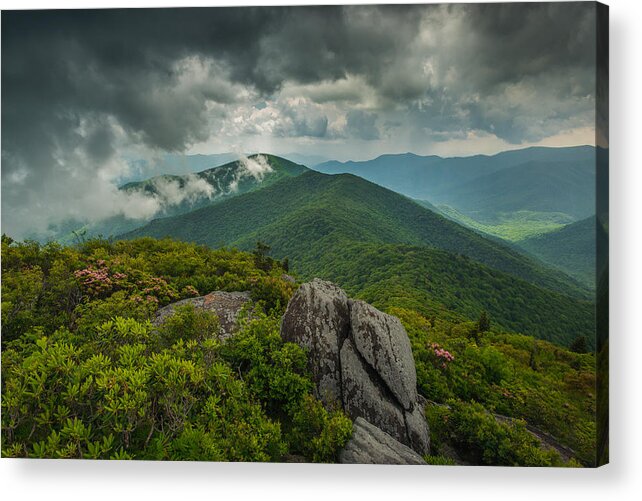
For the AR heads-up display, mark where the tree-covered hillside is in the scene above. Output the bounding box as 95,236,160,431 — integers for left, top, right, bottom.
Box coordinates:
306,243,594,349
125,170,589,300
517,216,603,289
315,146,596,246
433,159,595,223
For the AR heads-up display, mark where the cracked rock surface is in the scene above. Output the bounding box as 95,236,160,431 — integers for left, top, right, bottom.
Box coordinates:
339,417,427,465
280,279,430,461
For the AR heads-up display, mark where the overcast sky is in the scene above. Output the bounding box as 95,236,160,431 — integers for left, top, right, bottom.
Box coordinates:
2,3,601,238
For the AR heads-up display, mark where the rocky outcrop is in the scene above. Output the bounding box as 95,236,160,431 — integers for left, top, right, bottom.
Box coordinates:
339,418,427,465
153,291,251,339
280,279,430,459
349,300,417,411
280,280,350,407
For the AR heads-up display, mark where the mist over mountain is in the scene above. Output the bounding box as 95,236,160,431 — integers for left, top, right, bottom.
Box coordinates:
44,154,307,243
124,153,241,182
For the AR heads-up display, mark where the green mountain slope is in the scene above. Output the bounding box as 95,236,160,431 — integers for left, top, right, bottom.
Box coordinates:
315,147,596,243
121,154,307,199
124,171,588,297
123,171,594,345
433,160,595,223
304,242,594,348
417,202,573,242
517,216,605,290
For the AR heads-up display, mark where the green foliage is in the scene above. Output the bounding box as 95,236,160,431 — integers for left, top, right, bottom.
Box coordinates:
315,243,594,349
477,311,491,334
252,241,274,272
426,401,567,467
396,307,596,465
517,216,600,289
423,454,456,466
434,205,572,242
1,237,350,462
1,234,596,466
288,395,353,463
570,336,589,354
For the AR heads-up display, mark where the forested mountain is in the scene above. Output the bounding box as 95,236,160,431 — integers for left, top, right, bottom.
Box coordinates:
126,152,240,179
125,170,587,296
124,170,593,346
433,160,595,223
121,154,307,212
298,242,594,348
517,216,602,289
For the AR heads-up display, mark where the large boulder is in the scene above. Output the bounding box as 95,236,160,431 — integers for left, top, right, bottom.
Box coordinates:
280,279,350,407
280,280,430,459
339,418,427,465
340,339,408,445
153,291,251,339
349,300,417,411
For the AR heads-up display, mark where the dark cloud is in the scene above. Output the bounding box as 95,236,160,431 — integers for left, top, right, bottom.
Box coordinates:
1,4,600,237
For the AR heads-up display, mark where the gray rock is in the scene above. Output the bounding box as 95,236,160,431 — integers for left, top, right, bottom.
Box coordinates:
281,274,297,284
280,279,350,407
404,404,431,455
153,291,251,339
339,418,427,465
340,338,408,445
349,300,418,411
279,279,431,459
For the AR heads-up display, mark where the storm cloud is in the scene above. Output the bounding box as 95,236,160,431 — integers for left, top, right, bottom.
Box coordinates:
1,4,600,238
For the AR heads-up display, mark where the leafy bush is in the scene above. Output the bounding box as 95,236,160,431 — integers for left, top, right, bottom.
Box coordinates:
1,238,350,462
426,401,567,467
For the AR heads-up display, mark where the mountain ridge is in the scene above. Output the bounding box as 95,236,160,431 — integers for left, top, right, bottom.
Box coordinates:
123,169,590,301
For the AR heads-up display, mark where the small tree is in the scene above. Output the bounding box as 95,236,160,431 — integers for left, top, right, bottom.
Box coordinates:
281,257,290,273
469,311,491,345
253,241,273,272
477,310,491,333
529,343,539,371
569,335,589,354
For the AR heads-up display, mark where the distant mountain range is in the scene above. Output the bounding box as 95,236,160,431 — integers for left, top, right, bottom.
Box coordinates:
123,158,594,347
314,146,597,240
314,146,595,203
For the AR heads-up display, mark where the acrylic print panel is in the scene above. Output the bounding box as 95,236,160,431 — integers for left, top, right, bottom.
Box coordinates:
0,2,608,467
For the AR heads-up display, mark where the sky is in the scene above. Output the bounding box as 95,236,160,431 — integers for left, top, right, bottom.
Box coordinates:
1,3,602,238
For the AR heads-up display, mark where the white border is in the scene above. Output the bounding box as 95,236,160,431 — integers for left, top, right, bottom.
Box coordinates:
1,1,640,500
